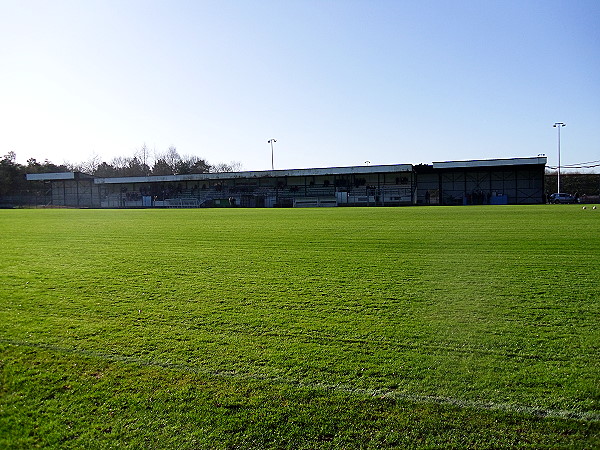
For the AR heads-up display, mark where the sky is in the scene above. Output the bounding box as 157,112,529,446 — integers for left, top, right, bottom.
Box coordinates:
1,0,598,172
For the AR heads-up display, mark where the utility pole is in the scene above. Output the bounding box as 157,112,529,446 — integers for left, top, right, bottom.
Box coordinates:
268,139,277,171
553,123,565,193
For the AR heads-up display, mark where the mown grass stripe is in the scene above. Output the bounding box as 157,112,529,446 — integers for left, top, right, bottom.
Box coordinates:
5,339,598,423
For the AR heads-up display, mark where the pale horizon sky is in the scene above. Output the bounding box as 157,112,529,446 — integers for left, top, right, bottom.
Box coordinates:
1,0,598,172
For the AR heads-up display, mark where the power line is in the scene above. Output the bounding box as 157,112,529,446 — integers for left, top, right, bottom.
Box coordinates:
547,159,600,170
547,164,600,170
562,160,600,167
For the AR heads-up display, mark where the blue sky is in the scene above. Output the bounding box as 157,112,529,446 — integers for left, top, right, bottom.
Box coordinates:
1,0,598,171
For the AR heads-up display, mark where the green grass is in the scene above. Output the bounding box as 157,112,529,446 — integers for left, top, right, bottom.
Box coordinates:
1,206,599,448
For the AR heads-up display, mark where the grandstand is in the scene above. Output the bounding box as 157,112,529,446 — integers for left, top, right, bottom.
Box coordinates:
26,156,547,208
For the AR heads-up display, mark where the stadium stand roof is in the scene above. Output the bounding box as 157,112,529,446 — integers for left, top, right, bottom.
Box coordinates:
93,164,414,185
25,171,94,181
432,156,547,169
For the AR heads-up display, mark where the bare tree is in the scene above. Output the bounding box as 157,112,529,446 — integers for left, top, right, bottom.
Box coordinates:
82,154,102,174
164,146,181,174
211,161,243,173
54,144,236,178
134,144,152,175
64,154,101,174
152,146,182,175
110,156,129,175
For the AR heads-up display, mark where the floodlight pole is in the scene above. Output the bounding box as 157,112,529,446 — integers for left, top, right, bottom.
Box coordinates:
553,123,565,193
268,139,277,170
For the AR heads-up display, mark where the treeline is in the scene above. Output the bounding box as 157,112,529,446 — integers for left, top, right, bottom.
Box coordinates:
67,145,241,177
0,152,67,197
545,172,600,196
0,146,242,197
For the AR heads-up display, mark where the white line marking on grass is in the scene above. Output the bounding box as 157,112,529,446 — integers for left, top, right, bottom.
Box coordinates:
3,339,599,423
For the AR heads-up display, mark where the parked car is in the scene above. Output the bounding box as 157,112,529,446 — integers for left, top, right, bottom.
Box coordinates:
549,193,576,204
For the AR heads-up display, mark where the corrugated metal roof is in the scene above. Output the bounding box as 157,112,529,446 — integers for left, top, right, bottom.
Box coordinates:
432,156,547,169
26,172,76,181
93,164,413,184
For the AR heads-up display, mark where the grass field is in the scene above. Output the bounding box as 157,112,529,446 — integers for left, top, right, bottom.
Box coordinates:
1,206,599,448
